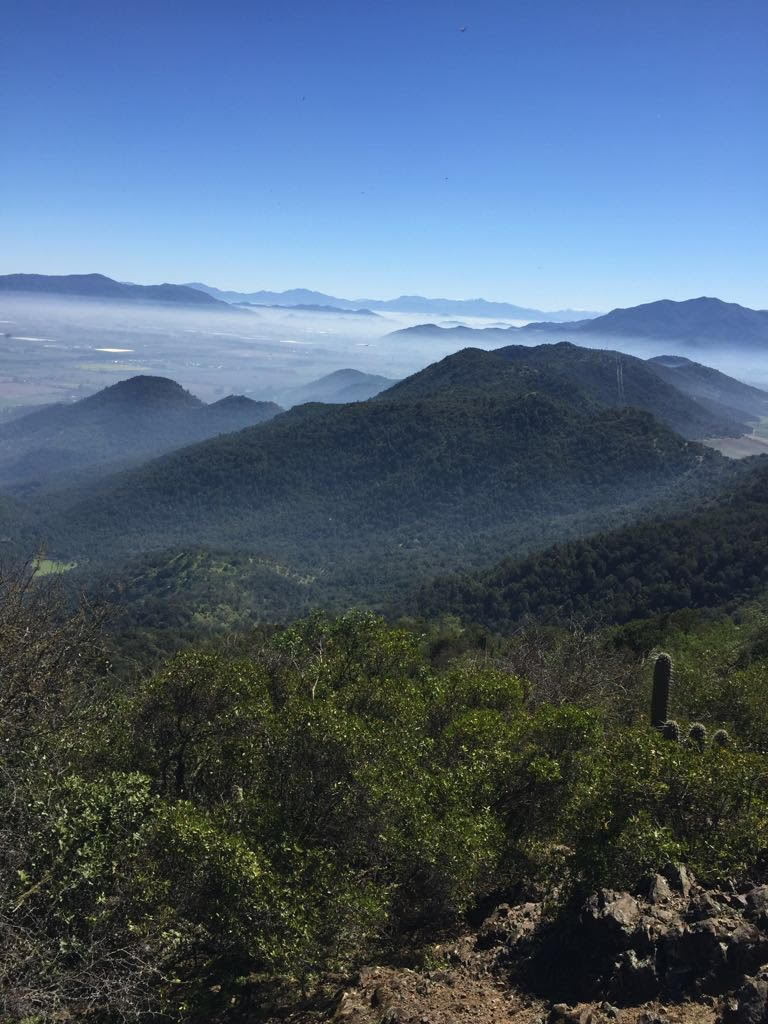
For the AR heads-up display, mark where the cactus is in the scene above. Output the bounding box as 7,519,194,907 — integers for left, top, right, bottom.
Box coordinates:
688,722,707,750
712,728,731,748
661,719,680,742
650,653,672,728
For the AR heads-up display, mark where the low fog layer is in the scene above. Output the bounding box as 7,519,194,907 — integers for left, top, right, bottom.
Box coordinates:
1,292,767,413
0,293,532,409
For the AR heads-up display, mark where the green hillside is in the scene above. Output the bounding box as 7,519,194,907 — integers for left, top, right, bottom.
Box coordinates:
412,456,768,630
376,343,746,438
39,386,719,585
1,342,746,628
494,342,747,438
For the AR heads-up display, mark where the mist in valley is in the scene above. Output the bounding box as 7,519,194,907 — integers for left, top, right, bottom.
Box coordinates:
0,292,532,411
2,291,768,433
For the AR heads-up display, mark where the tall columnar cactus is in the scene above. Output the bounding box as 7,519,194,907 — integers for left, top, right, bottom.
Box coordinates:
650,652,672,729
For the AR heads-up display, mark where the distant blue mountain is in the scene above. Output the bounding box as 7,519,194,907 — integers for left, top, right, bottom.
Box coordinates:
0,273,226,306
236,301,380,316
518,296,768,346
184,282,598,321
390,297,768,349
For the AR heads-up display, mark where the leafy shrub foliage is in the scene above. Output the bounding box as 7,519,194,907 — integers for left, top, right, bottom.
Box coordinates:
2,582,768,1021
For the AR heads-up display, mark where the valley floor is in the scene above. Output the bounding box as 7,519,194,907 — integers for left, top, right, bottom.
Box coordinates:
702,433,768,459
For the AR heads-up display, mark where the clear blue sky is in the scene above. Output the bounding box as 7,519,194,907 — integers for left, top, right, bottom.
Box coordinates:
2,0,766,310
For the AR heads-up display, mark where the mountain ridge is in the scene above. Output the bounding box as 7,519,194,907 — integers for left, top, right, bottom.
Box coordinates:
0,273,228,307
16,343,738,612
184,282,598,320
376,343,751,440
389,296,768,348
520,296,768,346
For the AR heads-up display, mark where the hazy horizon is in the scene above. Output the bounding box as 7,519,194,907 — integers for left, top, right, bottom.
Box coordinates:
4,272,768,318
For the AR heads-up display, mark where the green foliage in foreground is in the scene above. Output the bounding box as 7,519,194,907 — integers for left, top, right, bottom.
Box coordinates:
2,601,768,1021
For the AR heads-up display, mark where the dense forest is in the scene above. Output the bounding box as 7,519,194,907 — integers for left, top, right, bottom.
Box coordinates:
412,456,768,631
0,342,762,646
4,346,753,622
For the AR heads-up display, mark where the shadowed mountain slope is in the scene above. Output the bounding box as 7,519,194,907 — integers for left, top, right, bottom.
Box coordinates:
647,355,768,421
36,362,724,592
0,376,281,492
411,455,768,631
8,343,754,625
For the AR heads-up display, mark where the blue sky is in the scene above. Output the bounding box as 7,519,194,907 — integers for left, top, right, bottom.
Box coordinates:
2,0,766,310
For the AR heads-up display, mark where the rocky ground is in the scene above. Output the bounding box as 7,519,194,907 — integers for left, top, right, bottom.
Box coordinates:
274,866,768,1024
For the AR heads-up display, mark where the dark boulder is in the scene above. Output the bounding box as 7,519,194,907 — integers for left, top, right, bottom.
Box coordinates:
746,887,768,930
721,974,768,1024
580,891,641,954
607,949,659,1002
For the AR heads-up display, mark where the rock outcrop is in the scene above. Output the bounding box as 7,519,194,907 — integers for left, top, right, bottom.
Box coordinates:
311,868,768,1024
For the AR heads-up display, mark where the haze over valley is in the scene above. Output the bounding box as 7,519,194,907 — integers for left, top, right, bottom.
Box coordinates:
4,276,768,416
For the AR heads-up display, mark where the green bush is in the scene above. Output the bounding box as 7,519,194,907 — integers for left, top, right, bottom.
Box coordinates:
564,727,768,889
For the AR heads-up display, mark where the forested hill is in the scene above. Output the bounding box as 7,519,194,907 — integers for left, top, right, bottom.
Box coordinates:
37,387,718,593
412,455,768,631
0,375,281,492
373,348,585,406
377,344,746,439
493,342,747,438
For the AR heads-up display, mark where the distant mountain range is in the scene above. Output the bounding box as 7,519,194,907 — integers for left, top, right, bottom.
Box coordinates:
237,301,380,317
521,296,768,346
0,273,227,307
0,375,280,492
0,273,600,320
390,297,768,349
184,282,598,321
